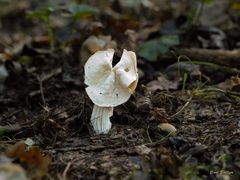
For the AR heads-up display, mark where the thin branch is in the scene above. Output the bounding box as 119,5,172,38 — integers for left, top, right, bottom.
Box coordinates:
170,96,193,118
37,76,46,106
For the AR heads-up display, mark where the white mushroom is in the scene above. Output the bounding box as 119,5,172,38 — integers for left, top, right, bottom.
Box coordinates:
84,49,138,134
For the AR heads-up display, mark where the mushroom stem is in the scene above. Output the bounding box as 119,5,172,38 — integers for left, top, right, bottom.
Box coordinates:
90,105,113,134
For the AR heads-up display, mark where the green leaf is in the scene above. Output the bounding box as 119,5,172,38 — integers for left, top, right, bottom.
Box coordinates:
137,35,179,61
160,35,179,46
120,0,142,7
68,4,98,20
26,7,53,22
200,0,214,4
137,39,159,61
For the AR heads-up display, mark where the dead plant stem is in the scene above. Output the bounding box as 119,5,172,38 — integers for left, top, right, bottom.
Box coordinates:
170,96,193,118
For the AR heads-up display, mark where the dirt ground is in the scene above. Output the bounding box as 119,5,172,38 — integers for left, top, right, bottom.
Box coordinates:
0,0,240,179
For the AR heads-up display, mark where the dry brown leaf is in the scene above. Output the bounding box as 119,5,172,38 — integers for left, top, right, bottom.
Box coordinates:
135,95,152,111
146,75,179,93
80,35,117,68
135,145,151,155
123,29,137,51
5,143,50,179
136,23,161,41
217,76,240,91
199,0,231,27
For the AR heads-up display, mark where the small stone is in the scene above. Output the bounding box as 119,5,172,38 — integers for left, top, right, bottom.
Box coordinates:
158,123,177,135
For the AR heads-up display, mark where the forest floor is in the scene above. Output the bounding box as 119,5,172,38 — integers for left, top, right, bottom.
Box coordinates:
0,0,239,179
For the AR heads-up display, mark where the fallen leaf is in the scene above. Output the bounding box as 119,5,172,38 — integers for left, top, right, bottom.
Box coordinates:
146,75,179,92
137,23,161,41
123,29,137,51
135,145,151,155
80,35,117,68
165,62,201,81
67,3,98,20
119,0,154,9
182,144,208,158
217,76,240,91
137,35,179,61
5,143,50,179
135,95,152,111
199,0,231,27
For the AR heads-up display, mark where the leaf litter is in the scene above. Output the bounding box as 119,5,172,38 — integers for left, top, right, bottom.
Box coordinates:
0,0,239,179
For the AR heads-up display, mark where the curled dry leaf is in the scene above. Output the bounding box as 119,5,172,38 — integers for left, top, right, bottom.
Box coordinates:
5,143,50,179
80,35,117,68
217,76,240,91
135,95,152,111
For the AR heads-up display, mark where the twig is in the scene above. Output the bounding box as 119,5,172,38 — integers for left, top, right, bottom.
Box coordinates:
29,68,62,102
170,96,193,118
194,87,240,97
144,132,172,146
44,144,122,153
37,76,46,106
40,68,62,82
189,61,240,75
174,48,240,69
146,126,152,143
62,162,71,180
46,173,55,180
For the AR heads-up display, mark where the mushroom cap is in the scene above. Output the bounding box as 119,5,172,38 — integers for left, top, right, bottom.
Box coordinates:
84,49,138,107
